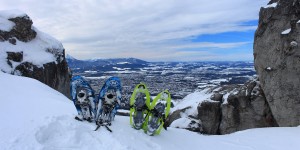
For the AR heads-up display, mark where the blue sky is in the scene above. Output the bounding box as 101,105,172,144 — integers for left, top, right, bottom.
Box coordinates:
0,0,269,61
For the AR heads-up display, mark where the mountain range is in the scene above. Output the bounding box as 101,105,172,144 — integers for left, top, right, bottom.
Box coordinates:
66,54,148,72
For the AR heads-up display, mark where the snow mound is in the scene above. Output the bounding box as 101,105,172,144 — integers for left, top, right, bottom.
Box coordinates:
1,72,300,150
0,72,74,150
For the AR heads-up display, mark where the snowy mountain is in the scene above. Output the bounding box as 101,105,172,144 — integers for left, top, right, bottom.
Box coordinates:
1,72,299,150
66,54,147,71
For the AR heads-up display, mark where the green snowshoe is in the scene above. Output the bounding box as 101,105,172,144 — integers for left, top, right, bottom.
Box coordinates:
129,83,151,130
146,90,171,135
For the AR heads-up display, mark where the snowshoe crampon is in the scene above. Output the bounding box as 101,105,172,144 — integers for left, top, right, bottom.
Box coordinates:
146,90,171,135
129,83,151,130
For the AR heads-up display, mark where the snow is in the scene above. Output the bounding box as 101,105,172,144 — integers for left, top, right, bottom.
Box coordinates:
221,88,239,104
183,76,194,80
223,92,231,104
170,117,196,128
281,28,291,34
210,78,228,84
264,2,277,8
0,10,26,32
84,70,97,73
297,20,300,24
0,17,15,31
1,72,300,150
0,10,64,74
290,41,298,47
85,76,111,79
117,62,131,65
0,9,27,19
105,70,138,74
171,89,212,115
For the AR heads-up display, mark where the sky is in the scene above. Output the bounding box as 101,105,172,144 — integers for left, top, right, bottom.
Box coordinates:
0,0,269,62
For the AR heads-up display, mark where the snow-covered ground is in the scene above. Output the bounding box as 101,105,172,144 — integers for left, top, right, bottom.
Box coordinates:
1,72,300,150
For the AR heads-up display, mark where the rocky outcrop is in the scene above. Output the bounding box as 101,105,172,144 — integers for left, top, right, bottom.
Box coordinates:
167,79,278,135
254,0,300,126
218,80,278,134
0,10,70,97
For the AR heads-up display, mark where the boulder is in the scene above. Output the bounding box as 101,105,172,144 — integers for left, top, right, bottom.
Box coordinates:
198,101,221,134
219,81,278,134
254,0,300,126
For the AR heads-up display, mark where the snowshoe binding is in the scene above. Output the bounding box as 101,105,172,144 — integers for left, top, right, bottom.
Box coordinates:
95,103,115,132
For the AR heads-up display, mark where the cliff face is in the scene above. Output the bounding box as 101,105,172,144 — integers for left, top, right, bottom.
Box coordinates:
254,0,300,126
0,10,70,97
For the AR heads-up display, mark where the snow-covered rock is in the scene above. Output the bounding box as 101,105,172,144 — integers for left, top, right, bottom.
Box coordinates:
0,10,70,97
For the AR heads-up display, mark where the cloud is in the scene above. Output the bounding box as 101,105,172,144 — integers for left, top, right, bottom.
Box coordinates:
0,0,269,61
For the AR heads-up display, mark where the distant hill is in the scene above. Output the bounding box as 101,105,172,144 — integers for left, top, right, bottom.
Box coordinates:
66,54,148,72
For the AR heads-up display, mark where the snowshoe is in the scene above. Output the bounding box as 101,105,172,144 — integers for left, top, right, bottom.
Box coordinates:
70,75,97,121
129,83,151,130
146,90,171,135
95,77,122,124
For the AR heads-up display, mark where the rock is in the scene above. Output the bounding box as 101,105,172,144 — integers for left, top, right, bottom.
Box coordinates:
195,80,278,135
8,15,36,42
8,38,16,45
219,81,278,134
254,0,300,126
7,51,23,62
198,101,221,134
210,93,223,102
